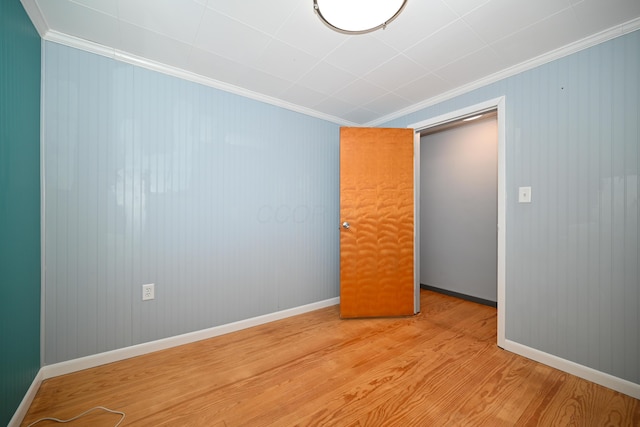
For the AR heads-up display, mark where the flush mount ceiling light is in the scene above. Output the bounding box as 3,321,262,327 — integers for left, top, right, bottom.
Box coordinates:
313,0,408,35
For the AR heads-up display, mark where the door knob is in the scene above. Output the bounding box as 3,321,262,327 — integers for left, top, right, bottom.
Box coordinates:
342,221,350,229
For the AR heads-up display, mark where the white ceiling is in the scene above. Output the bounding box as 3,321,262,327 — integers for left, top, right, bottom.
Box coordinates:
21,0,640,125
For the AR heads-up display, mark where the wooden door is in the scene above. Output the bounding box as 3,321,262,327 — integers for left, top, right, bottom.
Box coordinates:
340,127,415,318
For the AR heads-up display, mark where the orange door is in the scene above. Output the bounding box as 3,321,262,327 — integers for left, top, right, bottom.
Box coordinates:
340,127,415,318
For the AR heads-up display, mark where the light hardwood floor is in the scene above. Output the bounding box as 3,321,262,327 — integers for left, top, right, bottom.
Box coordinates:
23,290,639,426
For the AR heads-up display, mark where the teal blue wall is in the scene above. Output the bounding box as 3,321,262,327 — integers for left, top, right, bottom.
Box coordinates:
0,1,42,424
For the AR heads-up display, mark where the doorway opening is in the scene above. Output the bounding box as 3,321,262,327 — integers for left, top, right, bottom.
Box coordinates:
419,111,498,307
409,97,506,348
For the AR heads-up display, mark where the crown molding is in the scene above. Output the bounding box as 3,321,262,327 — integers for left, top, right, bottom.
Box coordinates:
368,17,640,127
20,0,47,37
41,30,355,127
20,0,640,128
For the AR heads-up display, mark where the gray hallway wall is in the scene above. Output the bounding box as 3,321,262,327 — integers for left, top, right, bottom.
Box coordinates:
420,117,498,303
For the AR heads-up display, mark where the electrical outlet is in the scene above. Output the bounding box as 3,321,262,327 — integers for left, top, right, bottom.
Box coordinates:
142,283,155,301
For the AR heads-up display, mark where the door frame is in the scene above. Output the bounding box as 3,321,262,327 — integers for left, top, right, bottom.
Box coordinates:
409,96,506,348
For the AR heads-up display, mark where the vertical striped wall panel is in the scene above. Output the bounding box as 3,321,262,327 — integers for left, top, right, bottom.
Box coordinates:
43,41,340,364
0,1,41,424
384,30,640,385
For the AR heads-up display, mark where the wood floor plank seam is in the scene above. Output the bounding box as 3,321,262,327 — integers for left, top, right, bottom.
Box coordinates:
22,291,639,426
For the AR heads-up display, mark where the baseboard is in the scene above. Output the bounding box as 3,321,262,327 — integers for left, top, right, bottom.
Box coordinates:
16,296,638,425
420,284,497,308
8,369,44,427
41,297,339,380
503,339,640,400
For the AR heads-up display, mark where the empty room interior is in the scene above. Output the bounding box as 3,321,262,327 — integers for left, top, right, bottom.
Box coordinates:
2,0,640,425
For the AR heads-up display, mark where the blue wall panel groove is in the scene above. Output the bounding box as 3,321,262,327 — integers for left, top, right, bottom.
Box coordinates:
43,42,340,364
384,30,640,385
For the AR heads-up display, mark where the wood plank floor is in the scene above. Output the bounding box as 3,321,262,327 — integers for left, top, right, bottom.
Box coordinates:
23,290,639,426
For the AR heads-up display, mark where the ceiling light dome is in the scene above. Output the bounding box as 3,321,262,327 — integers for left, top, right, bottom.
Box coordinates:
313,0,408,35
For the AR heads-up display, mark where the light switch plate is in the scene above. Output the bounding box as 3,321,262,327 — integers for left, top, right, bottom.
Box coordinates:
518,186,532,203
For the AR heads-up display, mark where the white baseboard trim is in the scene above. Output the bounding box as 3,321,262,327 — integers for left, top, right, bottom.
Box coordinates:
41,297,339,380
8,369,44,427
503,339,640,400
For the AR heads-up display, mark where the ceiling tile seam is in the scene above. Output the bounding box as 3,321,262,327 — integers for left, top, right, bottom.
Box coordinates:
230,50,329,101
116,13,206,47
366,16,640,127
307,88,367,111
272,2,302,39
306,42,382,79
193,10,332,88
68,0,117,18
180,21,329,101
335,88,402,114
441,0,492,20
190,2,211,46
184,26,309,89
111,20,195,62
291,78,353,104
309,44,406,90
180,1,211,72
568,2,581,23
394,16,466,57
381,68,448,101
113,0,122,51
363,91,416,114
291,71,358,105
369,1,464,53
458,13,498,50
303,94,334,110
393,73,451,104
273,21,352,67
345,105,378,116
203,3,291,40
428,43,502,82
359,52,430,88
330,79,393,106
299,5,403,65
439,0,464,20
461,4,576,48
365,32,404,55
315,32,404,76
287,58,363,103
257,37,328,81
429,70,457,87
116,14,123,54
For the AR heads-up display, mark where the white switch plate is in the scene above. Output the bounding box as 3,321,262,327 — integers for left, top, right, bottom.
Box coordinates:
518,186,532,203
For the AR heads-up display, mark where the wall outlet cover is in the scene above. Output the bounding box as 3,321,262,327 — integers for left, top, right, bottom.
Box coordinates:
142,283,155,301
